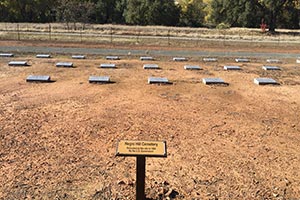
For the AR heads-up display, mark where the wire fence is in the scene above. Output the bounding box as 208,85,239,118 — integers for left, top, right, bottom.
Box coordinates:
1,23,300,47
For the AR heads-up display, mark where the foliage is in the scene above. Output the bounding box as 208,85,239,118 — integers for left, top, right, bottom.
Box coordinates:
0,0,299,31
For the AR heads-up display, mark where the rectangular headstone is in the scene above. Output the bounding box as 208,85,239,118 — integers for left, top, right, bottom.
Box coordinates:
100,63,116,68
140,56,154,61
56,62,73,67
184,65,201,70
0,53,14,57
89,76,110,83
72,55,86,59
36,54,51,58
143,64,159,69
26,75,51,82
262,66,281,70
203,58,217,62
254,78,278,85
8,61,28,66
203,78,225,85
235,58,249,63
148,77,169,84
173,57,187,61
266,59,280,63
106,56,120,60
224,66,241,70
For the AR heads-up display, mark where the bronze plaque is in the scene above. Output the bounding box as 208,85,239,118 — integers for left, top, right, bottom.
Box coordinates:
116,140,167,157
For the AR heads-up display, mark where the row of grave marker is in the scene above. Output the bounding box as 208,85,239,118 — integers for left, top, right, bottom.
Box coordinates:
6,61,282,71
25,75,278,85
2,53,300,63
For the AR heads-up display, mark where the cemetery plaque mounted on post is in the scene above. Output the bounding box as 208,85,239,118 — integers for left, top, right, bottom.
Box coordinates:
116,140,167,200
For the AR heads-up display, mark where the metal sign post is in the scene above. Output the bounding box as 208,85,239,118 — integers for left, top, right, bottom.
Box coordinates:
116,140,167,200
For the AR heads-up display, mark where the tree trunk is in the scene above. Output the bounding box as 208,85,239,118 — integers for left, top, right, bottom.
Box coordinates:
268,10,276,33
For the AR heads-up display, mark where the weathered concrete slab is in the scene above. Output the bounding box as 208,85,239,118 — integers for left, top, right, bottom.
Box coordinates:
36,54,51,58
100,64,116,68
266,59,280,63
148,77,169,84
224,66,241,70
72,55,86,59
235,58,249,63
203,78,225,85
0,53,14,57
56,62,73,67
143,64,159,69
254,78,278,85
184,65,201,70
26,75,51,82
8,61,28,66
262,66,281,71
140,56,154,61
203,58,217,62
173,57,187,61
89,76,110,83
106,56,120,60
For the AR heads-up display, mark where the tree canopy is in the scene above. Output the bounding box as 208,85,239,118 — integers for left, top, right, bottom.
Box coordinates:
0,0,299,31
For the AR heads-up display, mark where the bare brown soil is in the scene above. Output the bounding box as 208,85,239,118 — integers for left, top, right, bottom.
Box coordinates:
1,41,300,200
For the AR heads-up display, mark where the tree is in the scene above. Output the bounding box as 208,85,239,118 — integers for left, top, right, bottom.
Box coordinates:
178,0,206,27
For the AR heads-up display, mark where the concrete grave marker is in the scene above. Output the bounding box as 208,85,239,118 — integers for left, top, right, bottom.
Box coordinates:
0,53,14,57
173,57,187,61
235,58,249,63
184,65,202,70
262,66,281,71
143,64,159,69
56,62,73,67
140,56,154,61
224,66,241,70
203,58,217,62
72,55,86,59
148,77,169,84
26,75,51,82
89,76,110,84
266,59,280,63
116,140,167,200
8,61,28,66
100,63,116,68
296,58,300,64
106,56,120,60
254,78,278,85
36,54,51,58
203,78,226,85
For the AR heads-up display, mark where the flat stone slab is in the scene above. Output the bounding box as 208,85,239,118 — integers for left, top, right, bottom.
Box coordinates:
224,66,241,70
0,53,14,57
72,55,86,59
26,75,51,82
235,58,249,63
266,59,280,63
203,58,217,62
143,64,159,69
262,66,281,70
148,77,169,84
173,57,187,61
36,54,51,58
254,78,278,85
56,62,73,67
184,65,202,70
8,61,28,66
99,64,116,68
140,56,154,61
89,76,110,83
203,78,225,85
106,56,120,60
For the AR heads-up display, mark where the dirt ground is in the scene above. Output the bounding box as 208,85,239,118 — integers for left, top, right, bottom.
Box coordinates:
1,41,300,200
